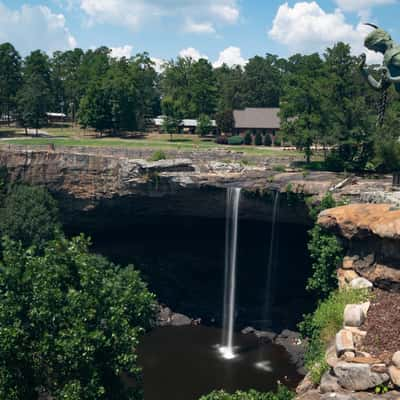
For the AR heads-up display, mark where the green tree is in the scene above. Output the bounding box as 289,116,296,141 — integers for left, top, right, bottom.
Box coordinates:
324,43,375,170
215,110,234,134
0,235,156,400
280,53,327,163
242,54,283,107
0,43,22,124
0,185,60,250
16,50,53,134
196,114,212,136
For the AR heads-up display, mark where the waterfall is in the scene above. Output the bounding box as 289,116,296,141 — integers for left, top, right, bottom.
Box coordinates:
263,191,280,327
220,187,241,360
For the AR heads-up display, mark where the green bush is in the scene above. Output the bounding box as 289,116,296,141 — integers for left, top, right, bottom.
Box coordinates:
244,131,253,145
199,385,294,400
0,185,60,250
228,135,244,146
255,132,263,146
0,235,156,399
299,289,370,383
273,136,281,147
148,150,167,161
264,134,272,146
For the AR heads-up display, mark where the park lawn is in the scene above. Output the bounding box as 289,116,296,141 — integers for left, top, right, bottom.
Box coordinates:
1,136,303,157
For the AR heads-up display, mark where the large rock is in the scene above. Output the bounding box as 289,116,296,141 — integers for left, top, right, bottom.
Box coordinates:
344,304,365,327
389,366,400,387
318,204,400,240
334,362,390,391
350,277,373,290
335,329,355,356
320,371,341,394
393,351,400,369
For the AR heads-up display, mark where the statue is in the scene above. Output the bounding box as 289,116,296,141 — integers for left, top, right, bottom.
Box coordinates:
360,23,400,126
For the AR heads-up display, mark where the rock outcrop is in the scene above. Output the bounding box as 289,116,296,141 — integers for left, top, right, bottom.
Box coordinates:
319,204,400,291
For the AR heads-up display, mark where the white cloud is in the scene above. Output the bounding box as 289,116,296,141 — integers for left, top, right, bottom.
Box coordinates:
78,0,239,32
151,57,166,73
0,2,76,54
179,47,208,61
110,45,133,59
184,19,216,34
334,0,396,13
213,46,247,68
269,2,383,64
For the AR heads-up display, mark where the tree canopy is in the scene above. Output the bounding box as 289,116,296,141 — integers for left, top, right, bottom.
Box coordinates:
0,235,156,400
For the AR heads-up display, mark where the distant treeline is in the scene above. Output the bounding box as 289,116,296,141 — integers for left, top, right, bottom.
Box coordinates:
0,42,399,170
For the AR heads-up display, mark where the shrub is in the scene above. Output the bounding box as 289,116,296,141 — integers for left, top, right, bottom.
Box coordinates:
373,138,400,172
299,289,370,383
274,136,282,147
264,134,272,147
148,150,167,161
255,132,263,146
306,193,344,297
0,185,60,250
0,235,156,399
215,135,229,145
228,135,244,146
199,385,294,400
244,131,253,145
273,165,286,173
197,114,213,137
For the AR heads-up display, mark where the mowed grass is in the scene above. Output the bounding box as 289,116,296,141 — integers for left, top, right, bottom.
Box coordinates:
0,126,303,158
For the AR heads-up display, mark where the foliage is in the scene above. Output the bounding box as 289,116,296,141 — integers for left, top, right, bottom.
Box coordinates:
148,150,167,161
228,135,244,145
0,235,156,399
307,192,337,222
254,132,263,146
199,385,294,400
16,50,53,132
0,43,21,123
196,114,213,136
161,115,180,141
244,131,252,145
0,185,60,250
215,110,234,134
264,134,272,146
299,289,370,383
306,193,344,297
215,135,229,145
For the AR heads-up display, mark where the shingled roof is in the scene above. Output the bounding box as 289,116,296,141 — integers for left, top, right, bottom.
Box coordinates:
233,108,281,129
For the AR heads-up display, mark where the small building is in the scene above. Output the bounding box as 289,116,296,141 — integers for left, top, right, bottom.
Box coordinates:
152,116,217,134
233,108,281,136
46,112,67,124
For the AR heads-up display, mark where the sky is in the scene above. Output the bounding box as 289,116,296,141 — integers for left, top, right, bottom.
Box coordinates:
0,0,399,67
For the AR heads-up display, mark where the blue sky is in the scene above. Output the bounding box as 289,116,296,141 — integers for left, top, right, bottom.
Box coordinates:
0,0,398,66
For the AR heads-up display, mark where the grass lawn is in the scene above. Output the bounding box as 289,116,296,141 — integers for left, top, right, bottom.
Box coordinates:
0,125,303,158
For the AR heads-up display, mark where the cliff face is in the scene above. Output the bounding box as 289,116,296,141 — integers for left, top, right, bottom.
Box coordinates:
319,204,400,291
0,145,392,230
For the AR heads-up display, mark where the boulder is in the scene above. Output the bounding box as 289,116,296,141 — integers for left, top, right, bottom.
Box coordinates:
360,301,371,318
350,277,373,290
241,326,255,335
320,371,341,394
338,269,359,289
389,365,400,387
170,313,192,326
321,394,355,400
344,305,365,327
335,330,355,356
371,363,388,374
296,372,316,395
334,362,390,391
393,351,400,369
326,345,340,368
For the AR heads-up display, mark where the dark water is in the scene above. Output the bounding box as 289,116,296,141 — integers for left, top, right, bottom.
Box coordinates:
138,326,302,400
90,216,313,331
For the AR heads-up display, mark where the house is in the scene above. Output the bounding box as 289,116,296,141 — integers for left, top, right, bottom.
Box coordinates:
46,112,67,124
233,108,281,136
152,116,217,134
